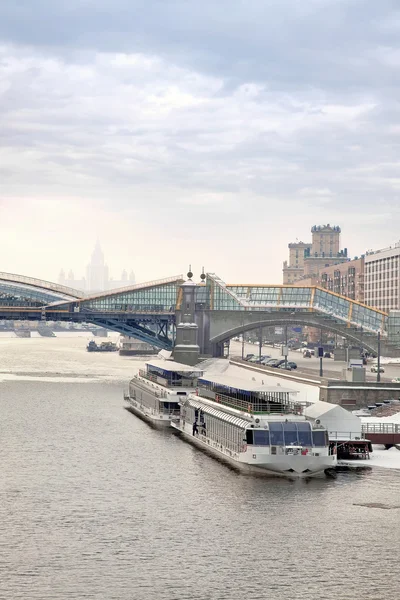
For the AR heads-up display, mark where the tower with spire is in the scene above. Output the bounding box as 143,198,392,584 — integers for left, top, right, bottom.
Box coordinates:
86,240,109,293
58,241,135,292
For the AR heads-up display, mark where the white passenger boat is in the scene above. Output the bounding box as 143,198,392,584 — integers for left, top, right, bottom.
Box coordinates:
124,359,203,427
171,373,337,477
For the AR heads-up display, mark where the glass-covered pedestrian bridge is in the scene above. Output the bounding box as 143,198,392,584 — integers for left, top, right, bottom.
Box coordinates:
207,273,387,334
0,270,389,342
0,272,83,306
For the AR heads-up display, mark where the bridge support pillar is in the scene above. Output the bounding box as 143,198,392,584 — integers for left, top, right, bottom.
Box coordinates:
172,270,200,366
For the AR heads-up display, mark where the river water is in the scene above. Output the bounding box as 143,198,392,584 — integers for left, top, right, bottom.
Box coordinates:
1,335,399,600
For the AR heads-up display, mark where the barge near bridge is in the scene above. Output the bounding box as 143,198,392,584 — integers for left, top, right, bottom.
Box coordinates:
361,423,400,448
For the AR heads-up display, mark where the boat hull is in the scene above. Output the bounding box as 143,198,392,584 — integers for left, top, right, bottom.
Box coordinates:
171,422,336,478
125,398,173,428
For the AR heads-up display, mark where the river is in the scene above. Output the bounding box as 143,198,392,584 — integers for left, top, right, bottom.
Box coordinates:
1,335,399,600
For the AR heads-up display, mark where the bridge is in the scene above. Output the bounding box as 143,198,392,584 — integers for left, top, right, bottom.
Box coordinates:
0,270,398,356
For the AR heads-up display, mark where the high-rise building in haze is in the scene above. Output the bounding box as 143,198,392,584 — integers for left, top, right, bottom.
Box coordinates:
58,241,135,293
86,241,109,293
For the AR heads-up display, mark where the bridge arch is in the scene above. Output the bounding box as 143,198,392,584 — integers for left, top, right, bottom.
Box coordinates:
210,315,379,355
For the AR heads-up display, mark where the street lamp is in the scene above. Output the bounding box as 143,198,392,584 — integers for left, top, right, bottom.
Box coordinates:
284,325,288,369
377,331,381,383
319,327,323,378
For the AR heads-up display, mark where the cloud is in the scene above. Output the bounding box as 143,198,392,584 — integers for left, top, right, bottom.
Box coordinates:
1,2,400,284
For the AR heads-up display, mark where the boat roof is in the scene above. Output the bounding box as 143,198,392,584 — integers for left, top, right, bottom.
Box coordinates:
146,359,204,375
198,372,298,395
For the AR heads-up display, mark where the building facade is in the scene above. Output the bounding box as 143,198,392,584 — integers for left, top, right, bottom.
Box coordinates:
319,257,364,302
59,241,136,294
282,241,311,284
294,258,364,302
283,225,348,284
364,243,400,312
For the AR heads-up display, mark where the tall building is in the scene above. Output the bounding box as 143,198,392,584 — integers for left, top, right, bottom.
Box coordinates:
303,224,348,276
282,241,311,284
86,241,109,293
283,224,348,284
59,242,136,293
364,242,400,312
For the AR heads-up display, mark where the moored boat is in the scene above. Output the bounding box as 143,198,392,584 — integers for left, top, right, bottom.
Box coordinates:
124,359,203,427
87,340,118,352
171,373,337,478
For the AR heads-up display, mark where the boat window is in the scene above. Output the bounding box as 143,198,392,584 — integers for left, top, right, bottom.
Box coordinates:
253,430,270,446
297,422,312,446
312,430,328,447
283,422,298,445
246,430,254,444
269,422,284,445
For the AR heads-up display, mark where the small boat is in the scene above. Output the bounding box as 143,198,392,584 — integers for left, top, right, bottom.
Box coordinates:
87,340,118,352
124,359,203,427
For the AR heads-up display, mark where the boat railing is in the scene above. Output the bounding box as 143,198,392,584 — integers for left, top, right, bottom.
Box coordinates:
328,431,367,440
131,377,163,398
138,369,197,388
361,423,400,434
205,390,303,415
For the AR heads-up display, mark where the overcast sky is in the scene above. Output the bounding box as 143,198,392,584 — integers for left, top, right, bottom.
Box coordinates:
1,0,400,285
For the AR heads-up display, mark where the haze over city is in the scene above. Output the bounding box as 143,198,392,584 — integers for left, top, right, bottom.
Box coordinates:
1,1,400,283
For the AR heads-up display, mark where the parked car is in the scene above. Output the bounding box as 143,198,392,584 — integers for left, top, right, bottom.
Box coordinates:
265,359,281,367
244,354,255,361
260,357,272,365
323,352,331,358
278,364,292,371
371,365,385,373
248,356,260,363
272,359,286,368
392,377,400,383
287,361,297,369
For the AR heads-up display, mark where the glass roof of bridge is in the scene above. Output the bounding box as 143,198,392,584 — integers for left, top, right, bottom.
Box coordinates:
0,272,83,299
206,274,387,334
78,275,184,313
0,280,75,306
